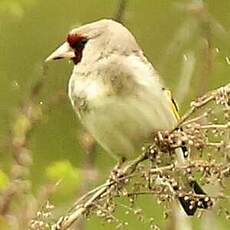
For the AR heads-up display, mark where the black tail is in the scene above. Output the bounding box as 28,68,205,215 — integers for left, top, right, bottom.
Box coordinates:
178,180,213,216
176,144,213,215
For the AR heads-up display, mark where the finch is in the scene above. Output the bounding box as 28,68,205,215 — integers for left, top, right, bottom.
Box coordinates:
46,19,211,215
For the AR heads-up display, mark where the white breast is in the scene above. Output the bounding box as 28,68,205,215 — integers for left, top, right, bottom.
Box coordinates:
68,54,177,159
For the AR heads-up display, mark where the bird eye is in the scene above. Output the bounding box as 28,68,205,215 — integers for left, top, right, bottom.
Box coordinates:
76,38,88,49
67,33,88,50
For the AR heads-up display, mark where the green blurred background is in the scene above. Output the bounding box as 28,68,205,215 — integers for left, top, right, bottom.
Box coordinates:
0,0,230,229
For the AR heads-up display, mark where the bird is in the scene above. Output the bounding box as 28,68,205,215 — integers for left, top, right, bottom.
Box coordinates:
45,19,211,215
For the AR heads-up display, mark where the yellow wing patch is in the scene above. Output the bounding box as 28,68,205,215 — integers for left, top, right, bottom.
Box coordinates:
163,88,180,121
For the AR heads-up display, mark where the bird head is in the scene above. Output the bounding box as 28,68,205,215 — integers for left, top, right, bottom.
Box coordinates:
45,19,140,65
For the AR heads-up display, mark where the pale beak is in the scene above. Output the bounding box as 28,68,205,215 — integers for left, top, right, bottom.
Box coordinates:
45,42,75,62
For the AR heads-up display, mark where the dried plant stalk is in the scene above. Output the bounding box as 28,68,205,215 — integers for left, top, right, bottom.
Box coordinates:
51,84,230,230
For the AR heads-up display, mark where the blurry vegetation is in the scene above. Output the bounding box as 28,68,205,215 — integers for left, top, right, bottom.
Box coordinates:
0,170,8,190
46,160,81,201
0,0,229,229
0,0,36,20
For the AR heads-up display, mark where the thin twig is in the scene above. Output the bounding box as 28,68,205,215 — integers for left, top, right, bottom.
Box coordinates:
52,152,147,230
174,83,230,130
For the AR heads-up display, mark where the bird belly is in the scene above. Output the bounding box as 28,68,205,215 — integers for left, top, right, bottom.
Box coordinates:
80,90,177,158
68,55,178,158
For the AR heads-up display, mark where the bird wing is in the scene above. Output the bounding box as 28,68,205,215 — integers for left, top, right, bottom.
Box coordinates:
163,88,211,215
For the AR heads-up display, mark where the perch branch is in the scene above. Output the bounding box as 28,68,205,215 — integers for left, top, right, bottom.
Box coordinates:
52,153,148,230
51,83,230,230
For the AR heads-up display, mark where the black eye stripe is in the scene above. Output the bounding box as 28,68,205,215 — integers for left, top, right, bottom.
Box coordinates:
67,33,88,64
74,38,88,49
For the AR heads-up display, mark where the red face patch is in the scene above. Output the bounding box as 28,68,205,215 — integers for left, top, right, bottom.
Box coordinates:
67,33,88,64
67,33,87,49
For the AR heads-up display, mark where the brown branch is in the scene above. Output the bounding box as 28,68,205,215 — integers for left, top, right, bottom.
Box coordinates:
52,152,147,230
173,83,230,130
